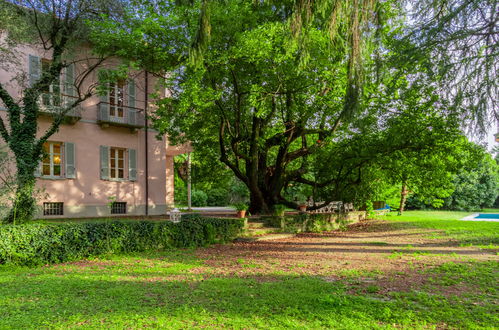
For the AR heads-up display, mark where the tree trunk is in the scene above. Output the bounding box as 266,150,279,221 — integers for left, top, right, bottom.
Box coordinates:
3,143,40,224
3,168,37,224
398,179,408,216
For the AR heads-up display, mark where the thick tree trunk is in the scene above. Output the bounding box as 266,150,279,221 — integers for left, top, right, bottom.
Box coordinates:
4,168,37,224
3,142,40,224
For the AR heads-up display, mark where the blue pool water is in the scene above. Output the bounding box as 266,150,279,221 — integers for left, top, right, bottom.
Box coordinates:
475,214,499,219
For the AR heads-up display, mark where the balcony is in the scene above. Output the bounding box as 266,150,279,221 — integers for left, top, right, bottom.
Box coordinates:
97,102,145,131
38,87,82,124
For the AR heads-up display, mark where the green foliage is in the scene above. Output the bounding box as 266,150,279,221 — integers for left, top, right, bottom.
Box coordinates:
191,190,208,207
365,201,375,218
234,203,248,212
206,188,228,206
444,154,499,211
273,204,287,217
0,218,244,266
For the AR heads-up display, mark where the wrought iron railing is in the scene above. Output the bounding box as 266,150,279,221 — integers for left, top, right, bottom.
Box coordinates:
97,102,145,128
38,85,81,119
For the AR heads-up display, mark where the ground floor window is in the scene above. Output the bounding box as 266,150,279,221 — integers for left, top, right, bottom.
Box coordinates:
43,202,63,216
110,147,125,179
111,202,127,214
42,142,63,177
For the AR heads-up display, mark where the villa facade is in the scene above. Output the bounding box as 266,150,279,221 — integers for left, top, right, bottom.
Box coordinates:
0,42,188,218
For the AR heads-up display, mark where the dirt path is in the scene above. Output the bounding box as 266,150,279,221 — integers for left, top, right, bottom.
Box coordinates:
192,220,498,279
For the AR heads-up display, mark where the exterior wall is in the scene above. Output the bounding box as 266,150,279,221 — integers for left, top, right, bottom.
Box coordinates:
0,38,189,218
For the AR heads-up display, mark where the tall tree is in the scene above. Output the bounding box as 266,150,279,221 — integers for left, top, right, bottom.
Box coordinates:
91,0,396,213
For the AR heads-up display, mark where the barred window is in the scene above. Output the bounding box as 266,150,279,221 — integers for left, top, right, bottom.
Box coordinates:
111,202,127,214
43,202,63,216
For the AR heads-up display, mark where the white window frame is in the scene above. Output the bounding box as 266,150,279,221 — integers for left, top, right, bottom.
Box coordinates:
109,147,126,180
40,59,62,108
42,142,63,178
108,80,125,122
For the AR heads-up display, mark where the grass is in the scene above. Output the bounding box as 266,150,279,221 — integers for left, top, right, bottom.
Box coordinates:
381,210,499,248
0,210,498,328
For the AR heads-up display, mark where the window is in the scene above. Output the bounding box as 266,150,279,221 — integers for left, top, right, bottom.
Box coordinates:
42,142,63,177
109,80,125,119
111,202,127,214
43,202,63,216
109,147,125,179
41,59,61,107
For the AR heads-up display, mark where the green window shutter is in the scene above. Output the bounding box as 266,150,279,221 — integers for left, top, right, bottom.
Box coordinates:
99,102,109,121
128,79,136,108
128,148,137,181
98,84,109,121
28,55,41,86
65,142,76,179
128,108,136,126
64,63,75,97
100,146,109,180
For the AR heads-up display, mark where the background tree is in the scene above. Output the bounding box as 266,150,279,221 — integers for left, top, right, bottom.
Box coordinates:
443,152,499,211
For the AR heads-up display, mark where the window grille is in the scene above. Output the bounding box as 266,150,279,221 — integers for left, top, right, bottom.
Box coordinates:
111,202,127,214
43,202,63,216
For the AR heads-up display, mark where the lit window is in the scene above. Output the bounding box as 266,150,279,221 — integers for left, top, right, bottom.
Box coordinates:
109,147,125,179
42,142,63,177
109,80,125,118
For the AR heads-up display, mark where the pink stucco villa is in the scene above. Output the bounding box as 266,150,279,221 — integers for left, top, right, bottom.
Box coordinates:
0,41,189,218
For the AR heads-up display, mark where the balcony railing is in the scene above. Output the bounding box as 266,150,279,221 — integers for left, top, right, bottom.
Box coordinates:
38,86,82,123
97,102,145,129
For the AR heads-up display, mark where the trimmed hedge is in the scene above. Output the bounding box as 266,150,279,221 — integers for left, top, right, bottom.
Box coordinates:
0,217,244,266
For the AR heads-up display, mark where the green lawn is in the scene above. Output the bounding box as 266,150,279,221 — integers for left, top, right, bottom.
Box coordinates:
0,211,497,329
381,210,499,248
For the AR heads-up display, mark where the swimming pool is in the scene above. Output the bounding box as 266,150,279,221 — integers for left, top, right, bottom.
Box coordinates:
461,213,499,221
474,213,499,219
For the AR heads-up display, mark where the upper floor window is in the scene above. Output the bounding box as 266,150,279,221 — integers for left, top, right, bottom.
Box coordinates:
28,55,76,109
42,142,62,177
109,80,125,119
40,59,62,107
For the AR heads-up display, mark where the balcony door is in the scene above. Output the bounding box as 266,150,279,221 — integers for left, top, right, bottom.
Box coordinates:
109,80,125,123
41,59,61,108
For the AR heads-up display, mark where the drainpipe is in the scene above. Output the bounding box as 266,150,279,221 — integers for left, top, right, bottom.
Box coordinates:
187,152,192,211
144,71,149,216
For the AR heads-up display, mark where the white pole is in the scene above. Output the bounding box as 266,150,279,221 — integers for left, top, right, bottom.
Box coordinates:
187,152,192,211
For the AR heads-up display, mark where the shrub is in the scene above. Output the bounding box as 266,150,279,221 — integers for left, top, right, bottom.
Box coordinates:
0,217,244,266
191,190,208,207
206,188,229,206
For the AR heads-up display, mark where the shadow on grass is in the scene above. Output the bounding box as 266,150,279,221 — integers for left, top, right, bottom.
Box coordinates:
0,266,497,329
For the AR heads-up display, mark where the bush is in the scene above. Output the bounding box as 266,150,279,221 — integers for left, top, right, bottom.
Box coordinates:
191,190,208,207
0,217,244,266
206,188,229,206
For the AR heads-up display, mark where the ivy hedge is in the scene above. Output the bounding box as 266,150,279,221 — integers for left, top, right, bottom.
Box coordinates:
0,217,244,266
261,212,366,233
